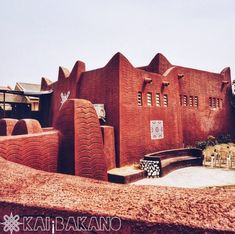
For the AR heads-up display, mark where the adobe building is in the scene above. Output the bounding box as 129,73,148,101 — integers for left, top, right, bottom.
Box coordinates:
40,52,235,167
0,53,235,233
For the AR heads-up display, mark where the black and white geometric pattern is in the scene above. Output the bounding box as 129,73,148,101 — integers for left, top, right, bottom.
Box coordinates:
140,159,160,178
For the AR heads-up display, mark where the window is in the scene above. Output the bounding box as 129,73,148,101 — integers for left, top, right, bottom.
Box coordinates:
156,93,161,107
147,92,152,106
183,95,187,106
163,94,168,107
189,96,193,107
209,97,222,109
217,98,220,108
137,92,142,106
194,96,198,108
212,98,216,108
209,97,212,107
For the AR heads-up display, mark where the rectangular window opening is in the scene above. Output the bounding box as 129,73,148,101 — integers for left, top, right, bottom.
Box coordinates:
183,95,187,106
147,92,152,106
194,96,198,108
156,93,161,107
137,92,142,106
189,96,193,107
209,97,212,107
212,97,216,108
163,94,168,107
217,98,220,108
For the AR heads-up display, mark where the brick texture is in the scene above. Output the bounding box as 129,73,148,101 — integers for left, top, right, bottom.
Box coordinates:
101,125,116,170
43,53,235,167
55,99,108,181
0,130,60,172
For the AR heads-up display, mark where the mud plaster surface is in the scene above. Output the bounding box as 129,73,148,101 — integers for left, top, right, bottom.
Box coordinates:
0,156,235,232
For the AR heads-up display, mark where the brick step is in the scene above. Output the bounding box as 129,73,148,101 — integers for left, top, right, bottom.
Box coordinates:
108,166,146,184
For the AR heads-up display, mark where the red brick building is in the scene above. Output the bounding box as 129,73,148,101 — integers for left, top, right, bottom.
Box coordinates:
41,53,234,167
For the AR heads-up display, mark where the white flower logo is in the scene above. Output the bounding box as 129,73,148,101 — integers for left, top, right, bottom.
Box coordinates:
0,213,22,234
60,91,71,109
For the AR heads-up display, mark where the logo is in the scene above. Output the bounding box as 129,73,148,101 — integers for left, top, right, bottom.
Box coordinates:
0,214,121,233
60,91,71,109
0,213,22,234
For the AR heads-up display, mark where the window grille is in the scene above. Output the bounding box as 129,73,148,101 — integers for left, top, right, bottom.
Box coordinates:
209,97,212,107
163,94,168,107
183,95,187,106
189,96,193,107
217,98,220,108
212,97,216,108
137,92,142,106
147,92,152,106
156,93,161,107
194,96,198,108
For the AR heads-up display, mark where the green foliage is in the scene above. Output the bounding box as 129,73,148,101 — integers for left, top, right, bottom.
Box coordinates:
195,133,231,149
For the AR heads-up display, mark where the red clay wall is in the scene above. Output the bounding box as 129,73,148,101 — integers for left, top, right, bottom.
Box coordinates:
119,58,183,166
54,99,75,175
55,99,108,181
138,53,172,75
119,61,234,165
77,53,121,164
101,126,116,170
0,100,108,181
42,61,85,126
76,53,184,166
75,53,235,166
43,53,234,167
176,66,235,145
0,130,60,172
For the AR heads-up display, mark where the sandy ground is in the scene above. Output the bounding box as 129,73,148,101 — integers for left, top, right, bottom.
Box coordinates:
133,166,235,188
1,157,235,232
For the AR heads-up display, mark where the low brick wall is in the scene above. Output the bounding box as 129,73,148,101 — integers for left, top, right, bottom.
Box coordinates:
0,130,60,172
0,99,109,181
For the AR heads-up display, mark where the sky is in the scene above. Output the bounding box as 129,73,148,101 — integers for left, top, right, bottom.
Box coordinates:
0,0,235,88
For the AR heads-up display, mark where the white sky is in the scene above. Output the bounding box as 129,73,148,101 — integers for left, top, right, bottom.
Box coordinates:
0,0,235,87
